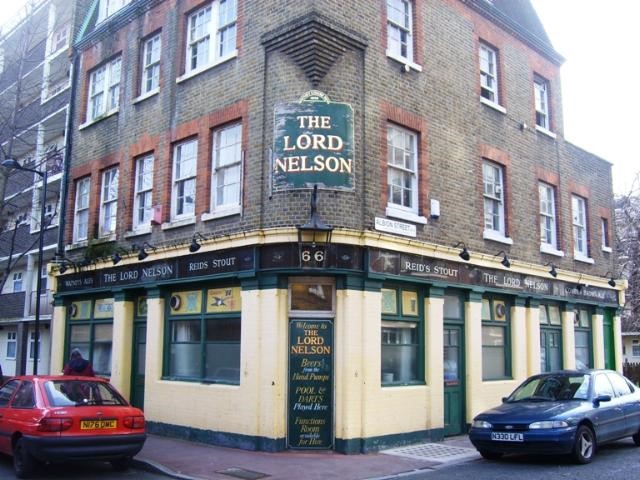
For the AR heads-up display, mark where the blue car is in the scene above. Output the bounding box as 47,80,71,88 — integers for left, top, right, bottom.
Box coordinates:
469,370,640,464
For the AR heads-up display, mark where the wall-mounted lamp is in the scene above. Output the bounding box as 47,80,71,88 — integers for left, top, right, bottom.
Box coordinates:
545,262,557,278
495,250,510,268
111,246,130,265
604,271,616,288
296,185,333,267
138,242,156,261
57,257,77,274
575,274,586,292
189,232,207,253
454,242,470,261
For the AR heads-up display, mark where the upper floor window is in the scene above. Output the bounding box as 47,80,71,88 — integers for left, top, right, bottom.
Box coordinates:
185,0,237,75
97,0,132,23
49,24,70,54
601,218,611,252
483,161,506,237
99,167,119,237
572,195,589,260
386,0,414,66
87,56,122,122
211,123,242,216
534,75,550,130
73,177,91,243
387,124,418,216
12,272,23,293
133,155,154,230
172,139,197,220
479,43,499,105
141,33,161,96
539,182,558,250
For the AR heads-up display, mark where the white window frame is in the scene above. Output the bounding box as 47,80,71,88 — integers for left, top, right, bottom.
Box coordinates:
86,56,121,122
386,124,426,224
534,76,550,131
13,272,23,293
49,24,70,55
483,161,510,242
386,0,421,71
141,33,161,96
572,195,592,261
73,177,91,243
6,331,17,359
99,167,119,237
133,155,154,230
479,43,499,105
171,139,198,221
97,0,131,23
632,344,640,357
601,218,612,253
184,0,237,76
539,182,559,251
210,123,242,217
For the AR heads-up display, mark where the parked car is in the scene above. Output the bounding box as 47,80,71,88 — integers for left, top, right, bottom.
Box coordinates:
469,370,640,464
0,375,146,478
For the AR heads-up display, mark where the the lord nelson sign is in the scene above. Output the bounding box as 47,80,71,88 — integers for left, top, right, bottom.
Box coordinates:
273,91,354,191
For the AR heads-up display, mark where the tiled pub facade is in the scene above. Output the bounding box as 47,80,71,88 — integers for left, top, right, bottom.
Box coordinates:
51,0,621,452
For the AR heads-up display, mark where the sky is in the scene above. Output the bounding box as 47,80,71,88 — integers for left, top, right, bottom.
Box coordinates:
1,0,638,195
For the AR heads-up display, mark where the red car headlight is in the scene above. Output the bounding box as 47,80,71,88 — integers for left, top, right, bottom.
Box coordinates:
123,416,145,429
38,417,73,432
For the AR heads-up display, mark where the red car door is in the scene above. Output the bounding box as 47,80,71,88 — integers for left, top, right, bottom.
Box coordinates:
0,379,21,454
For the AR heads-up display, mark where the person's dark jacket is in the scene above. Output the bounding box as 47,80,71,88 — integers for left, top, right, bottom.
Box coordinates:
63,357,95,376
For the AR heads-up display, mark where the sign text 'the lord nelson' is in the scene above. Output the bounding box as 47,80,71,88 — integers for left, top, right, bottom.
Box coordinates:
273,91,354,191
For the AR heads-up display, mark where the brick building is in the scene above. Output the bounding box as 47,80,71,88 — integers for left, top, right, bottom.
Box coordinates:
51,0,622,452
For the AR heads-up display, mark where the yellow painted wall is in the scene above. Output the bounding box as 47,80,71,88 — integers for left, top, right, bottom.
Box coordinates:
110,299,134,398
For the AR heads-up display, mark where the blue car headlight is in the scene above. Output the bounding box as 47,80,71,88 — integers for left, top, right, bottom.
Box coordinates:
472,420,493,429
529,420,569,429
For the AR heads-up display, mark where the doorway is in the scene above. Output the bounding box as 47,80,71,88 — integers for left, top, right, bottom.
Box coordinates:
443,290,465,437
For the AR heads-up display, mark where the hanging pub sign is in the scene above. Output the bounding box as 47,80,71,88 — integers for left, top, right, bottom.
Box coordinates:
273,91,354,191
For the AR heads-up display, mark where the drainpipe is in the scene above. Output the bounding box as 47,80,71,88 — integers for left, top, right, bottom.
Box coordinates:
56,48,79,260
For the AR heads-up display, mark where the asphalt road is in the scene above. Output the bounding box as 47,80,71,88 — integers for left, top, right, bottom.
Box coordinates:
0,455,167,480
403,437,640,480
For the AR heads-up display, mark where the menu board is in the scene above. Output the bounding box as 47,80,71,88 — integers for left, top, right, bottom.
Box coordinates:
288,319,333,449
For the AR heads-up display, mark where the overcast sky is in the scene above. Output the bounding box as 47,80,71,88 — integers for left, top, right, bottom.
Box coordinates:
2,1,638,195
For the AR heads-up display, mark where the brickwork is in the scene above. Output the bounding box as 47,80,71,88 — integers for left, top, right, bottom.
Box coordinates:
66,0,615,278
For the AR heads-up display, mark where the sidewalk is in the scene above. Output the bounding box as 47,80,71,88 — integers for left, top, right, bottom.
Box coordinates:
134,434,480,480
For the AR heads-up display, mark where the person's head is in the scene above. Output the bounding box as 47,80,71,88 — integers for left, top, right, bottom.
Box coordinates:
70,348,83,360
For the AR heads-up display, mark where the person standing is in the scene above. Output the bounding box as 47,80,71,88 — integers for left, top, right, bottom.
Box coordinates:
63,349,95,376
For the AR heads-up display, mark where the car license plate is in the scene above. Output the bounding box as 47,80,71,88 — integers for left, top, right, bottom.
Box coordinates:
80,419,117,430
491,432,523,442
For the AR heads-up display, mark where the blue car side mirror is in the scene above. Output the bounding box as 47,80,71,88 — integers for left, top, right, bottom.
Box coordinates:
593,394,612,406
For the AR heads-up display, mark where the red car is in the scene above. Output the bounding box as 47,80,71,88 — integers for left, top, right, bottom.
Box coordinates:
0,375,146,478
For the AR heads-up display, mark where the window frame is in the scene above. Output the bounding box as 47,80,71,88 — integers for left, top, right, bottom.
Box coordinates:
539,182,558,250
481,296,511,381
574,307,593,370
140,32,161,97
99,167,119,238
171,139,198,221
184,0,238,77
482,160,507,238
66,299,114,376
601,217,612,252
12,272,23,293
86,56,122,122
380,285,424,386
534,75,550,131
386,0,414,64
479,42,499,105
210,122,243,217
386,123,420,219
97,0,132,23
6,331,17,359
539,303,563,373
133,154,154,231
571,195,590,260
73,177,91,243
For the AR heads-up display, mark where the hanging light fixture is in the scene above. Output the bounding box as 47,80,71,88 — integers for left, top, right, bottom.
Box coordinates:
138,242,156,261
495,250,510,268
604,271,616,288
189,232,207,253
545,262,557,278
453,242,470,261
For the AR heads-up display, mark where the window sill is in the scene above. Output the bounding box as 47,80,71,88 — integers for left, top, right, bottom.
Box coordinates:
385,51,423,72
176,51,238,84
96,233,117,243
535,125,557,139
202,207,241,221
385,206,427,225
161,216,196,230
480,97,506,114
79,109,119,130
483,230,513,245
124,226,152,238
41,84,70,104
66,240,88,251
540,244,564,257
574,253,595,264
133,88,160,104
602,246,613,253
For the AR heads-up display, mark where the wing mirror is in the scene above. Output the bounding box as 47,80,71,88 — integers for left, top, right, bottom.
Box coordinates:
593,394,612,406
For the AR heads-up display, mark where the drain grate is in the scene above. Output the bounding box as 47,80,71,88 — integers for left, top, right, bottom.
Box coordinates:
216,467,270,480
382,443,479,463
